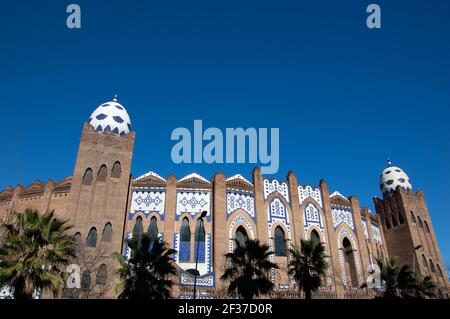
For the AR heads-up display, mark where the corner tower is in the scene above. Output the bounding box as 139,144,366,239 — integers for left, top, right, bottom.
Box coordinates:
374,160,449,295
64,96,135,298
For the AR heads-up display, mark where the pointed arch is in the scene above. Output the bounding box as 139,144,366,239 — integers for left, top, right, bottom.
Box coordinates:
101,223,112,242
74,232,82,244
310,229,321,246
96,264,107,285
111,161,121,178
429,260,436,273
422,254,428,270
424,221,430,233
148,216,158,242
194,218,206,262
417,216,423,228
391,215,398,227
82,168,93,186
179,217,191,262
437,264,443,277
132,216,143,238
81,271,91,291
235,226,248,248
342,237,358,288
398,212,405,224
97,165,107,182
274,226,287,257
410,211,416,223
385,217,391,230
86,227,97,247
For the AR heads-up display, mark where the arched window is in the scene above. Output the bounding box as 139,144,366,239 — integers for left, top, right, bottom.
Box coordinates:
385,218,391,230
82,168,93,186
235,226,248,248
81,271,91,291
422,254,428,270
111,161,121,178
96,264,107,285
310,230,321,246
101,223,112,242
148,217,158,242
195,218,206,262
180,218,191,242
437,264,443,277
424,221,430,233
97,165,107,182
133,216,143,238
180,218,191,262
417,216,423,228
398,213,405,225
195,218,205,243
74,232,82,244
429,260,436,273
86,228,97,247
274,226,287,257
343,238,358,288
391,215,398,227
410,211,416,223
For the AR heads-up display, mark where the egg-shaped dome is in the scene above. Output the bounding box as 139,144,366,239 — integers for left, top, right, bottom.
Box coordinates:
88,96,132,136
379,160,413,196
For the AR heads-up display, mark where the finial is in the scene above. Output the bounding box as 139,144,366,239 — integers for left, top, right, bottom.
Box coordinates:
112,94,118,102
387,158,392,167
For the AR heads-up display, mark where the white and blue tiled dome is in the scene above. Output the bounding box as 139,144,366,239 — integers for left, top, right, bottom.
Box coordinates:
379,159,413,196
88,96,132,136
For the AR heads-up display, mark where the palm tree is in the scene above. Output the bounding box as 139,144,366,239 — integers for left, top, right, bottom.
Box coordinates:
0,209,76,299
288,239,328,299
371,257,418,299
221,239,278,299
401,272,436,299
113,232,177,299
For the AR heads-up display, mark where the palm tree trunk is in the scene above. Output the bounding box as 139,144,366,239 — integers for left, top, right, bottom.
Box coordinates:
305,289,312,300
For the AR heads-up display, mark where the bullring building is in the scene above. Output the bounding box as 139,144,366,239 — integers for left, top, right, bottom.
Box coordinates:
0,97,448,299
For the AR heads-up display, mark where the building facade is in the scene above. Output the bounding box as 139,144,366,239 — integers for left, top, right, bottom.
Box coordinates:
0,98,448,299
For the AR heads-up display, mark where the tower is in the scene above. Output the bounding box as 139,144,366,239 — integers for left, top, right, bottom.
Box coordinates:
374,160,449,295
64,96,135,298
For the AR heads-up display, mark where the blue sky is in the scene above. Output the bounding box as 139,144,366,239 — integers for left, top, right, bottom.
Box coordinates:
0,1,449,266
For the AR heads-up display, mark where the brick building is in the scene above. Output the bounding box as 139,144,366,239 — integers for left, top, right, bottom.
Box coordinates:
0,97,448,299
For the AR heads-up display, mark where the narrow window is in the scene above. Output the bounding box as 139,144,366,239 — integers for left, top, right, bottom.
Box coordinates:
148,217,158,242
437,264,443,277
274,226,287,257
417,216,423,228
391,215,398,227
86,228,97,247
82,168,93,186
180,218,191,262
410,211,416,223
132,216,143,238
398,213,405,225
96,264,107,285
194,218,206,262
101,223,112,242
385,218,391,230
424,221,430,233
97,165,107,182
235,226,248,248
74,232,82,244
429,260,436,273
310,229,321,246
111,161,121,178
81,271,91,291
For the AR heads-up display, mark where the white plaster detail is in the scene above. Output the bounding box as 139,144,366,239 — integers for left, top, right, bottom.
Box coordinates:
264,179,289,203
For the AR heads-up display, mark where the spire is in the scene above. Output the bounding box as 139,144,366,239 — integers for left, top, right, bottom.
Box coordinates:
112,94,118,102
387,158,392,167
